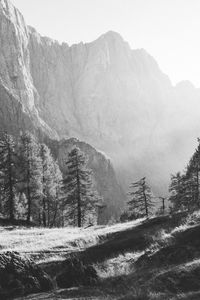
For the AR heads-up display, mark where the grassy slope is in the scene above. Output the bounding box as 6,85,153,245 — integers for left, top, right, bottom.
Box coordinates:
4,211,200,300
0,219,144,263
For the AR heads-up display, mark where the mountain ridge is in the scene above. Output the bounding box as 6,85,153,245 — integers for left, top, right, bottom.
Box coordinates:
1,0,200,198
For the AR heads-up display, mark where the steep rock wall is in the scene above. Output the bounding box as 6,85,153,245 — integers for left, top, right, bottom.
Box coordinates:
0,0,57,137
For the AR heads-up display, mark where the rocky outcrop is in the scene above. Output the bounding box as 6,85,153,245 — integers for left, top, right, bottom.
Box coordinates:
0,252,53,298
0,0,57,137
48,138,126,224
56,256,98,288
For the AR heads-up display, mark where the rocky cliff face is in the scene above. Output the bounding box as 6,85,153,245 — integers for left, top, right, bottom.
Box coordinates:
28,29,172,146
0,0,126,222
0,0,57,137
1,0,200,199
27,24,200,194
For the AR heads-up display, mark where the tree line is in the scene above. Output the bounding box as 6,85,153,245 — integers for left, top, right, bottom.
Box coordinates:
0,132,101,227
120,177,156,221
121,139,200,221
169,139,200,212
120,175,170,222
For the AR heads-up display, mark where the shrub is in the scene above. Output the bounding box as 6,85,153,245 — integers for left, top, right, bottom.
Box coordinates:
185,210,200,226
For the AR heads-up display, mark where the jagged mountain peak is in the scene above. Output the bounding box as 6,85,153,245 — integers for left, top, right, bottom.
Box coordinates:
1,0,13,14
175,80,196,90
98,30,125,41
0,0,25,28
93,30,131,55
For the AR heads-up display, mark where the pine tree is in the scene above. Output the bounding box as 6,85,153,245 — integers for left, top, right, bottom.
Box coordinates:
0,133,17,221
64,146,100,227
169,139,200,212
15,193,27,220
127,177,154,218
18,132,42,225
40,143,54,227
182,173,196,210
169,172,184,211
186,145,200,208
40,143,63,227
49,160,63,227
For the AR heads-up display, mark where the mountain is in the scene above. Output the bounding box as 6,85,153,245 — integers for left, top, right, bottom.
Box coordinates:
1,0,200,200
0,0,57,137
0,0,126,222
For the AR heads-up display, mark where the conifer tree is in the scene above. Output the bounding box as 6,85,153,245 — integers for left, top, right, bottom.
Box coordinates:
186,145,200,208
18,132,42,225
182,173,196,210
127,177,154,218
40,143,63,227
169,139,200,212
49,161,63,227
169,172,184,211
0,133,17,221
64,146,100,227
40,143,55,227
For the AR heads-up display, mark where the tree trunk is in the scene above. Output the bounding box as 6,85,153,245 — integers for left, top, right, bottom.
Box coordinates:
77,181,81,227
47,198,50,227
38,210,41,226
8,145,14,222
27,183,31,225
142,180,148,218
76,153,81,227
26,149,31,225
42,197,46,227
50,202,58,228
197,167,199,206
162,198,165,214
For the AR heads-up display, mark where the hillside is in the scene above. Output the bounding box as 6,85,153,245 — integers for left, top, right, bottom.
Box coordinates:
1,212,200,299
1,0,200,299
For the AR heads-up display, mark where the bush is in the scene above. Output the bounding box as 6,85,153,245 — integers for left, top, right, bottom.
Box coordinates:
185,210,200,226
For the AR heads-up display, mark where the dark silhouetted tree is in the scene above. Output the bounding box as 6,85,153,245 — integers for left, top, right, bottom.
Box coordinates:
0,133,17,221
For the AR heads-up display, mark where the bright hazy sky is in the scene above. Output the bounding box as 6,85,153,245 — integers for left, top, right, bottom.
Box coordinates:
11,0,200,87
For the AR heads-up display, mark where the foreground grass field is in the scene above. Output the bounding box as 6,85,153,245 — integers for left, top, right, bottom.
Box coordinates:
2,211,200,299
0,219,144,263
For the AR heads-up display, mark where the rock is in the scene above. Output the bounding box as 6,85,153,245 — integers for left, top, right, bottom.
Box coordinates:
0,0,56,139
0,252,53,298
39,274,54,292
56,257,98,288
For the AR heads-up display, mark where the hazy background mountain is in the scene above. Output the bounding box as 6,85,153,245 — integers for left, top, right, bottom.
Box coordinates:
1,0,200,206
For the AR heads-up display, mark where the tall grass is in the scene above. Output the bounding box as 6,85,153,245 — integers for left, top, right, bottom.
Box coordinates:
0,218,144,263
